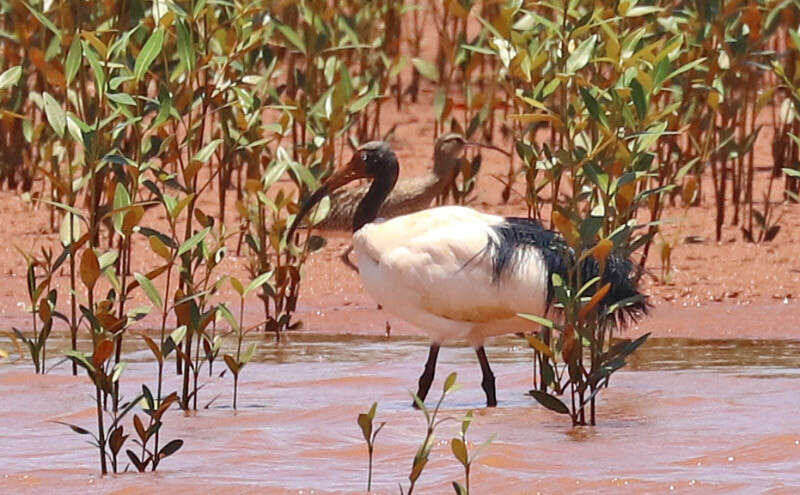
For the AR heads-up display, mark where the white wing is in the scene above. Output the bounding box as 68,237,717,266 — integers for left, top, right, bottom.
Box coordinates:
353,206,549,343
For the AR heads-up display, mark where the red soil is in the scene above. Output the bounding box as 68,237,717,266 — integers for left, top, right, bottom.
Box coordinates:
1,90,798,342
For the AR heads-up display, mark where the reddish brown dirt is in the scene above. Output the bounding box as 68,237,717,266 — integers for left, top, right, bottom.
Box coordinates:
0,92,798,341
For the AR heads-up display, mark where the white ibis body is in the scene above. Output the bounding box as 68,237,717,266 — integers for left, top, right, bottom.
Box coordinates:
289,142,646,407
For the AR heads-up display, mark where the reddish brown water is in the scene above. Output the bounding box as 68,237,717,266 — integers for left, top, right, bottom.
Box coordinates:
1,335,799,494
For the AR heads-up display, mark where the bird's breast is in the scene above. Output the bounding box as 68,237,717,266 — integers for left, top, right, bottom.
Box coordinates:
350,206,552,344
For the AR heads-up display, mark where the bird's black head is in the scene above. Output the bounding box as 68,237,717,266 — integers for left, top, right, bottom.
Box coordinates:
356,141,400,181
287,141,400,239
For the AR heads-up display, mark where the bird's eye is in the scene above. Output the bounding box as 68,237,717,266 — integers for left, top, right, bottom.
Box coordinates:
360,152,368,162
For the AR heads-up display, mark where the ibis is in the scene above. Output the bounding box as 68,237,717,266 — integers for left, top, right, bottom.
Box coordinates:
289,141,646,407
316,133,470,231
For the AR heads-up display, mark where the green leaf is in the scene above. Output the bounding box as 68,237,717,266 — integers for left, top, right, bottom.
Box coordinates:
452,481,468,495
566,35,596,73
82,42,105,92
54,421,93,436
580,88,607,127
112,183,131,234
461,410,473,435
177,227,210,256
625,6,662,16
308,195,330,226
528,390,570,414
783,167,800,178
59,213,81,247
262,159,288,189
451,437,468,466
0,66,22,90
636,121,667,153
170,326,187,347
619,332,651,359
350,83,378,113
133,272,163,311
134,28,164,81
230,277,244,296
65,37,82,85
64,350,95,373
518,313,555,328
434,88,446,122
412,57,440,82
159,439,183,458
244,271,273,296
276,23,306,54
583,163,609,192
630,78,647,120
653,57,670,89
43,92,66,138
176,20,194,72
23,1,61,42
218,304,239,332
107,92,136,106
790,29,800,52
241,343,257,365
112,361,127,383
443,372,457,393
286,155,317,189
664,57,706,83
151,92,173,128
193,138,222,163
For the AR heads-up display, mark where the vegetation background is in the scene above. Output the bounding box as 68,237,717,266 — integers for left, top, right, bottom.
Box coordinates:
0,0,799,483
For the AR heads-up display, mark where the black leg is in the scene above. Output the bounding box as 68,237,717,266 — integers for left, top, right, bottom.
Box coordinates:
340,245,358,272
413,344,440,408
476,346,497,407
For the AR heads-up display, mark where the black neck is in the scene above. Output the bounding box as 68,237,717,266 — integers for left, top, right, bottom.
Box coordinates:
353,166,398,232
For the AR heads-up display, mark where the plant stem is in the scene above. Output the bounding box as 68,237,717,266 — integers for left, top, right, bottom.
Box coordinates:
367,446,373,491
69,213,77,376
95,380,108,475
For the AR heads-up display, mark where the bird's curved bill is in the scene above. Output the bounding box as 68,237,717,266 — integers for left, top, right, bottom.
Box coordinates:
286,153,367,241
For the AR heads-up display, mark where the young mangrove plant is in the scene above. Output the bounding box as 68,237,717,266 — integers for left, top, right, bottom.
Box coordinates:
127,386,183,473
62,339,138,475
481,1,669,425
450,410,494,495
403,372,459,495
357,402,386,492
219,271,274,409
13,246,67,373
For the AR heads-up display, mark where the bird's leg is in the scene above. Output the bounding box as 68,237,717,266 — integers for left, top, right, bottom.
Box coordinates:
476,346,497,407
340,245,358,272
413,344,440,408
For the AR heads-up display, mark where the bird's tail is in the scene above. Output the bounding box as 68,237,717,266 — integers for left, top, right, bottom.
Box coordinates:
580,253,648,327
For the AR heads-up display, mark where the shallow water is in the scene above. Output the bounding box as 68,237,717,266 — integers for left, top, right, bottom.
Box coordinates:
1,334,799,494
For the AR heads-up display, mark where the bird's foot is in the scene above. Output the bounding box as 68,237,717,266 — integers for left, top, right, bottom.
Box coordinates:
481,377,497,408
340,246,358,272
